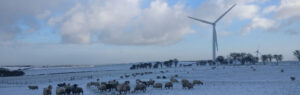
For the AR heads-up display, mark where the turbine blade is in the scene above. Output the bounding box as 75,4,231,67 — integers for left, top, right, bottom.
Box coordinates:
214,4,237,23
188,16,213,25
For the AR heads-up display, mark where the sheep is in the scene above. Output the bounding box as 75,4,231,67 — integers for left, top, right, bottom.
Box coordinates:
174,74,179,77
101,82,107,85
170,78,179,83
124,81,130,85
164,82,173,89
182,82,193,89
57,83,66,87
156,76,161,79
43,85,52,95
280,69,284,72
43,88,51,95
148,79,155,86
162,76,167,79
136,79,142,83
72,85,83,95
56,87,66,95
291,77,296,81
153,83,162,89
65,84,73,95
181,79,189,84
117,84,130,94
125,74,130,78
28,85,38,90
134,83,146,92
193,80,203,85
98,84,107,92
109,80,119,90
160,71,164,73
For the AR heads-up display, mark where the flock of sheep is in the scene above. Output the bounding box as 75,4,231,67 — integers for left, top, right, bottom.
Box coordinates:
29,83,83,95
85,71,204,94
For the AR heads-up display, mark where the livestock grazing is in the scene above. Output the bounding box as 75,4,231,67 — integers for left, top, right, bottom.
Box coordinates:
193,80,203,85
125,74,130,78
153,83,163,89
101,82,107,85
72,84,83,95
160,71,164,73
72,87,83,95
182,82,193,89
162,76,167,79
170,78,179,83
156,76,161,79
28,85,38,90
43,85,52,95
43,88,51,95
117,84,130,94
181,79,189,84
281,69,284,72
108,80,119,91
134,83,146,92
56,87,66,95
98,84,107,92
65,84,73,95
174,74,179,77
57,83,66,87
164,82,173,89
291,77,296,81
181,79,193,89
148,79,155,86
124,81,130,85
136,79,142,84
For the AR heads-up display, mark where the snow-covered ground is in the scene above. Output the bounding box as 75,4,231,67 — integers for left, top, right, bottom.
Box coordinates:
0,62,300,95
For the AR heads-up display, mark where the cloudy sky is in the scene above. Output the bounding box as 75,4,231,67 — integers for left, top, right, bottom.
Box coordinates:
0,0,299,65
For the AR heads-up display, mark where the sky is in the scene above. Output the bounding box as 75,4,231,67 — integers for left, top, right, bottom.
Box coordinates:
0,0,299,65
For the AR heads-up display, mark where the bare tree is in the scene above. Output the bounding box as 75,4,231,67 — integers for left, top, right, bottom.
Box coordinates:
294,50,300,62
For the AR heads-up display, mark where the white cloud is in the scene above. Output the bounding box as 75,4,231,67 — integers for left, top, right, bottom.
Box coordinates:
49,0,193,45
242,16,275,34
275,0,300,19
263,5,277,14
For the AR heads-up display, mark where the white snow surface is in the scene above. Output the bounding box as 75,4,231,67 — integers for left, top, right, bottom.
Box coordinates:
0,62,300,95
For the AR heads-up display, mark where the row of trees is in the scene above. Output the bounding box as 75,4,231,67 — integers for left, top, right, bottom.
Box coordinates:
130,50,300,69
0,68,25,77
261,54,283,64
216,52,259,65
130,59,178,70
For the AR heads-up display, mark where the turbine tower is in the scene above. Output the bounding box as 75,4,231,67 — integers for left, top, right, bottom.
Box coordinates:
188,4,236,62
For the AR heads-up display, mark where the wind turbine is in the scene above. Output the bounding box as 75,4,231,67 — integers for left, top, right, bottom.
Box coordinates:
188,4,236,62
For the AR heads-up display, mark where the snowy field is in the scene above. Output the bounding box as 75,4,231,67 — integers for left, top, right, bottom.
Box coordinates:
1,62,300,95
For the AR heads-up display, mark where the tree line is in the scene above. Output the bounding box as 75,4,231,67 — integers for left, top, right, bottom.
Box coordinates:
130,59,178,70
0,68,25,77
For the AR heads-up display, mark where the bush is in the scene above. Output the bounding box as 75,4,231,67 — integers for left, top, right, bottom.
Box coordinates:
0,68,25,77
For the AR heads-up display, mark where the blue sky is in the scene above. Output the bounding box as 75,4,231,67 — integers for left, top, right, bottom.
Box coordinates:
0,0,299,65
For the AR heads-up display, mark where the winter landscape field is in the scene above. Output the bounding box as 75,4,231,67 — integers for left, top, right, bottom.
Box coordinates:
1,0,300,95
1,61,300,95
